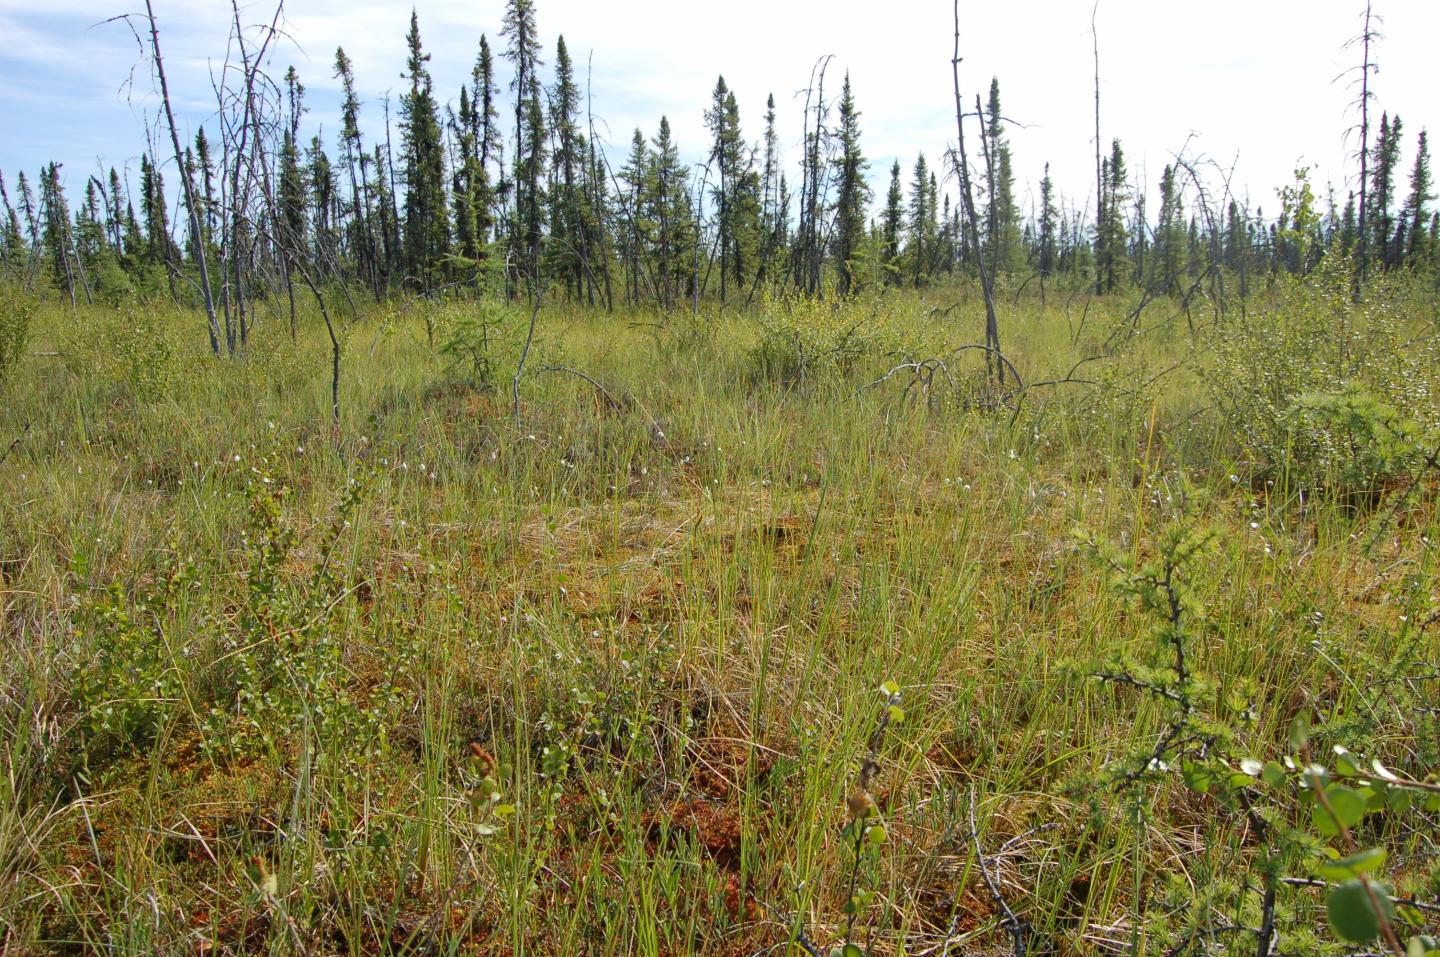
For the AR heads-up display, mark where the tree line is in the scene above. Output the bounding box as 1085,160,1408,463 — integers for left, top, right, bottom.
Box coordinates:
0,0,1435,351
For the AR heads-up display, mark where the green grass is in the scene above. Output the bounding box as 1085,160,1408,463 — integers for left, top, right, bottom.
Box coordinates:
0,276,1437,955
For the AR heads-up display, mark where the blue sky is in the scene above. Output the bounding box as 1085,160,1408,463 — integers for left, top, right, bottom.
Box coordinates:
2,0,1437,223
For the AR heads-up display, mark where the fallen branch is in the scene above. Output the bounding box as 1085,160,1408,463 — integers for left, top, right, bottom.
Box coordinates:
1281,876,1440,916
0,421,32,468
970,788,1028,957
535,365,625,412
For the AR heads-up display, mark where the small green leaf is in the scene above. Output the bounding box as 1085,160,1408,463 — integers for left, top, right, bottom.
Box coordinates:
1312,785,1366,836
1262,761,1288,787
1328,879,1390,943
1406,934,1438,957
1289,715,1311,751
1316,847,1386,881
843,945,866,957
886,704,906,725
1182,761,1214,793
867,824,887,846
879,680,900,697
1334,746,1361,778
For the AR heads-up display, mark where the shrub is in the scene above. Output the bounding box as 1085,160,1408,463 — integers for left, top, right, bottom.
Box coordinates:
0,293,32,386
63,304,177,402
438,299,522,389
1286,386,1433,492
69,564,194,772
747,292,903,384
1205,258,1440,487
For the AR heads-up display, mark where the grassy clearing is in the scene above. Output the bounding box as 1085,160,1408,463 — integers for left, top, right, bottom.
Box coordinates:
0,277,1437,955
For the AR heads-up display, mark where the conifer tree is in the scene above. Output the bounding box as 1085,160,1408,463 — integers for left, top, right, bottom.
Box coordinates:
449,35,500,274
1037,163,1058,281
190,132,216,250
928,170,940,275
939,194,957,272
40,163,80,301
452,87,482,267
908,153,933,287
756,93,783,292
399,11,450,291
15,172,38,254
618,128,651,305
547,36,589,298
881,160,903,285
1402,129,1432,265
1369,112,1403,268
831,72,869,296
371,144,401,286
982,78,1019,273
309,136,338,266
122,199,144,269
277,67,308,256
501,0,545,286
705,76,745,302
775,170,791,265
473,36,503,181
1094,139,1129,293
139,153,175,271
0,172,24,270
103,168,127,255
518,85,548,282
1152,163,1186,294
334,47,379,296
77,177,108,268
650,116,695,309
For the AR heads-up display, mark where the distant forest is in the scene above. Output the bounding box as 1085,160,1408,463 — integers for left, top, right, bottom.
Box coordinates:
0,0,1433,351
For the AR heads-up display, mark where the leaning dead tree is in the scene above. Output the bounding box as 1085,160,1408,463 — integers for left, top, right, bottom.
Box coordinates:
790,55,836,298
948,0,1005,388
141,0,222,354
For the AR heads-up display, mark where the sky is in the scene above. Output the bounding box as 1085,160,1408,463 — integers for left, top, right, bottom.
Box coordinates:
1,0,1437,224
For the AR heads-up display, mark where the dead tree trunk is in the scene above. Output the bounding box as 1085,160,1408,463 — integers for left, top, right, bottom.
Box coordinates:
1092,0,1105,298
144,0,221,355
950,2,1005,389
1354,0,1376,298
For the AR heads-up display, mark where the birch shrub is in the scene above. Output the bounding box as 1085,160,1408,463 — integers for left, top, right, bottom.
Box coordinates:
747,291,912,384
1205,261,1440,489
0,292,32,386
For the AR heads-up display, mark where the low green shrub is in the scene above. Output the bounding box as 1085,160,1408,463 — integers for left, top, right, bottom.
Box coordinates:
1205,258,1440,489
0,292,32,386
747,292,905,384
